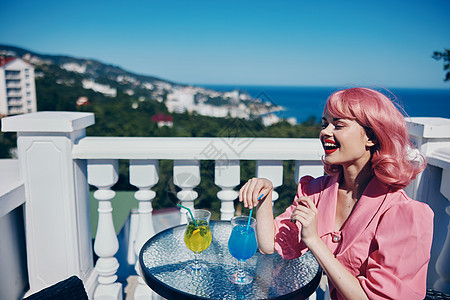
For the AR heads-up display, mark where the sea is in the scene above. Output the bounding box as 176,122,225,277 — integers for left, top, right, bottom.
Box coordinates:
200,85,450,124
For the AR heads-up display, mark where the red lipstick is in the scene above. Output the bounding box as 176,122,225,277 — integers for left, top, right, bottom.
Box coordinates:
323,139,338,155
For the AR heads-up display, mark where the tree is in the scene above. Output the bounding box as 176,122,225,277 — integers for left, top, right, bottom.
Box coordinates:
433,49,450,82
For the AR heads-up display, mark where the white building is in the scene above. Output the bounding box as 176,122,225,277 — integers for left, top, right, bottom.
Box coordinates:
82,79,117,97
261,113,280,126
61,62,87,74
166,88,195,113
0,57,37,116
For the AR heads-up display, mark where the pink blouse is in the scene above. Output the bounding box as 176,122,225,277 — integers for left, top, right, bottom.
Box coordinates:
274,175,434,299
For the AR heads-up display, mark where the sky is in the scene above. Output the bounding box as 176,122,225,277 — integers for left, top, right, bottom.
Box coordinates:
1,0,449,89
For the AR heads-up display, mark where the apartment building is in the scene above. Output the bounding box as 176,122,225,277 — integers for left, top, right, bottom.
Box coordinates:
0,57,37,116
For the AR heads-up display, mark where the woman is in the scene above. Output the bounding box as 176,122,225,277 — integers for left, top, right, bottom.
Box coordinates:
239,87,433,299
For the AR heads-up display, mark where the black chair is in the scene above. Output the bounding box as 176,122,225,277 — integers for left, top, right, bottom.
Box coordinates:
424,289,450,300
23,276,88,300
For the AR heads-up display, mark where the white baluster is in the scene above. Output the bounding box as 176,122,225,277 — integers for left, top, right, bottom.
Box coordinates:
129,159,160,300
88,159,122,300
294,161,324,183
173,160,200,223
256,160,283,202
215,160,240,220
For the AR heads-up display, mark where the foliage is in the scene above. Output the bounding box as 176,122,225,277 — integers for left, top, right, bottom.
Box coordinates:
433,49,450,82
0,132,16,158
35,64,81,111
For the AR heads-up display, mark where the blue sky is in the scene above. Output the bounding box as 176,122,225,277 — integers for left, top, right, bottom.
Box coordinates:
1,0,449,88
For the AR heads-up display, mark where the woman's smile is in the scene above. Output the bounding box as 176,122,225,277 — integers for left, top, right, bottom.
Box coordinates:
323,138,338,155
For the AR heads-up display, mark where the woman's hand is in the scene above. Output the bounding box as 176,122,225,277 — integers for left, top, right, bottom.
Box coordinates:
240,177,275,254
239,177,273,209
290,196,320,247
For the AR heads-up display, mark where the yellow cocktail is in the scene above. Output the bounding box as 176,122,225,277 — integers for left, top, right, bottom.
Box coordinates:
182,208,212,272
184,220,212,253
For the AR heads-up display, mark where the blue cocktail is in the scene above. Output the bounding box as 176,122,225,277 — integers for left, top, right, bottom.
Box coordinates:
228,216,257,284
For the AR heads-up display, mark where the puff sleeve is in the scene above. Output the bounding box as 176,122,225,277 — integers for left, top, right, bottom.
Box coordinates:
357,200,434,299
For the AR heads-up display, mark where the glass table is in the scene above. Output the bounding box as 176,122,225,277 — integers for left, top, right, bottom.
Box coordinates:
139,220,322,299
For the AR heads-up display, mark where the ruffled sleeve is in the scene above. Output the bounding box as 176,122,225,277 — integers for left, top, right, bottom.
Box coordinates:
273,176,314,259
357,200,434,299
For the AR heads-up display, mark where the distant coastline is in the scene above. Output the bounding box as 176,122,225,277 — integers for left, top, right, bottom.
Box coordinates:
199,85,450,123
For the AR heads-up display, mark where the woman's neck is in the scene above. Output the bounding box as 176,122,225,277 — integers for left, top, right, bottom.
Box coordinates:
340,163,374,201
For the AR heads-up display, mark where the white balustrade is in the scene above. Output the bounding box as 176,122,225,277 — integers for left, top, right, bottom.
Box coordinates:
435,206,450,294
70,136,323,297
406,117,450,293
2,112,337,299
173,160,200,223
5,112,450,298
215,159,240,220
0,159,27,300
88,159,123,300
431,159,450,294
295,160,325,183
129,159,160,299
256,160,283,202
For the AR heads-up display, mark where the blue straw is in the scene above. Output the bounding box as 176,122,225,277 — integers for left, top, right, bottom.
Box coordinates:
177,203,198,226
247,194,264,228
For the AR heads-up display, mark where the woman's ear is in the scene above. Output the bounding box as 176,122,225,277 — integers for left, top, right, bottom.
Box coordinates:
363,127,377,147
366,138,376,147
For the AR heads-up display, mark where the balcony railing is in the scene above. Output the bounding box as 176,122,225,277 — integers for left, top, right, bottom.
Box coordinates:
1,111,450,300
6,82,21,88
8,99,23,106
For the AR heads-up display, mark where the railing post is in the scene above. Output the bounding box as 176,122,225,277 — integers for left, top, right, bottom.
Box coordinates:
173,160,200,223
215,159,240,220
406,117,450,292
129,159,160,299
1,112,95,294
88,159,122,300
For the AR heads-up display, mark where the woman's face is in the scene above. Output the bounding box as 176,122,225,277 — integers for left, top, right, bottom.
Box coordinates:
320,109,374,169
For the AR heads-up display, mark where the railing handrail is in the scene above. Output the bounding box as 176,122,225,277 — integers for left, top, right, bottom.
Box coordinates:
427,146,450,171
0,159,24,218
72,136,324,160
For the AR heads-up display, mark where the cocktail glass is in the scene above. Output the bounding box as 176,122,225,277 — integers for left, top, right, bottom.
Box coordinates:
228,216,258,284
183,209,212,272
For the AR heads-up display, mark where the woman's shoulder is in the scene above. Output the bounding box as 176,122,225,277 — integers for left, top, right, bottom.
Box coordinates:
383,189,434,221
298,174,336,196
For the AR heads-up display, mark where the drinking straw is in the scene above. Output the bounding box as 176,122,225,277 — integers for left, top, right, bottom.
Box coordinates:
177,203,198,226
247,194,264,228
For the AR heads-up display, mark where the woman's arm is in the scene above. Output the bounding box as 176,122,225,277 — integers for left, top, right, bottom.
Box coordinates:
239,177,275,254
255,193,275,254
308,238,368,299
292,197,368,300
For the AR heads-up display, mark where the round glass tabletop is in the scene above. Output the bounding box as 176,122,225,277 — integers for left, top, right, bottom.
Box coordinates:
139,220,321,299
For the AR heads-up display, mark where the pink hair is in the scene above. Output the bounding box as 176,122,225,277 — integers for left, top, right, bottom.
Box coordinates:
323,87,425,189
